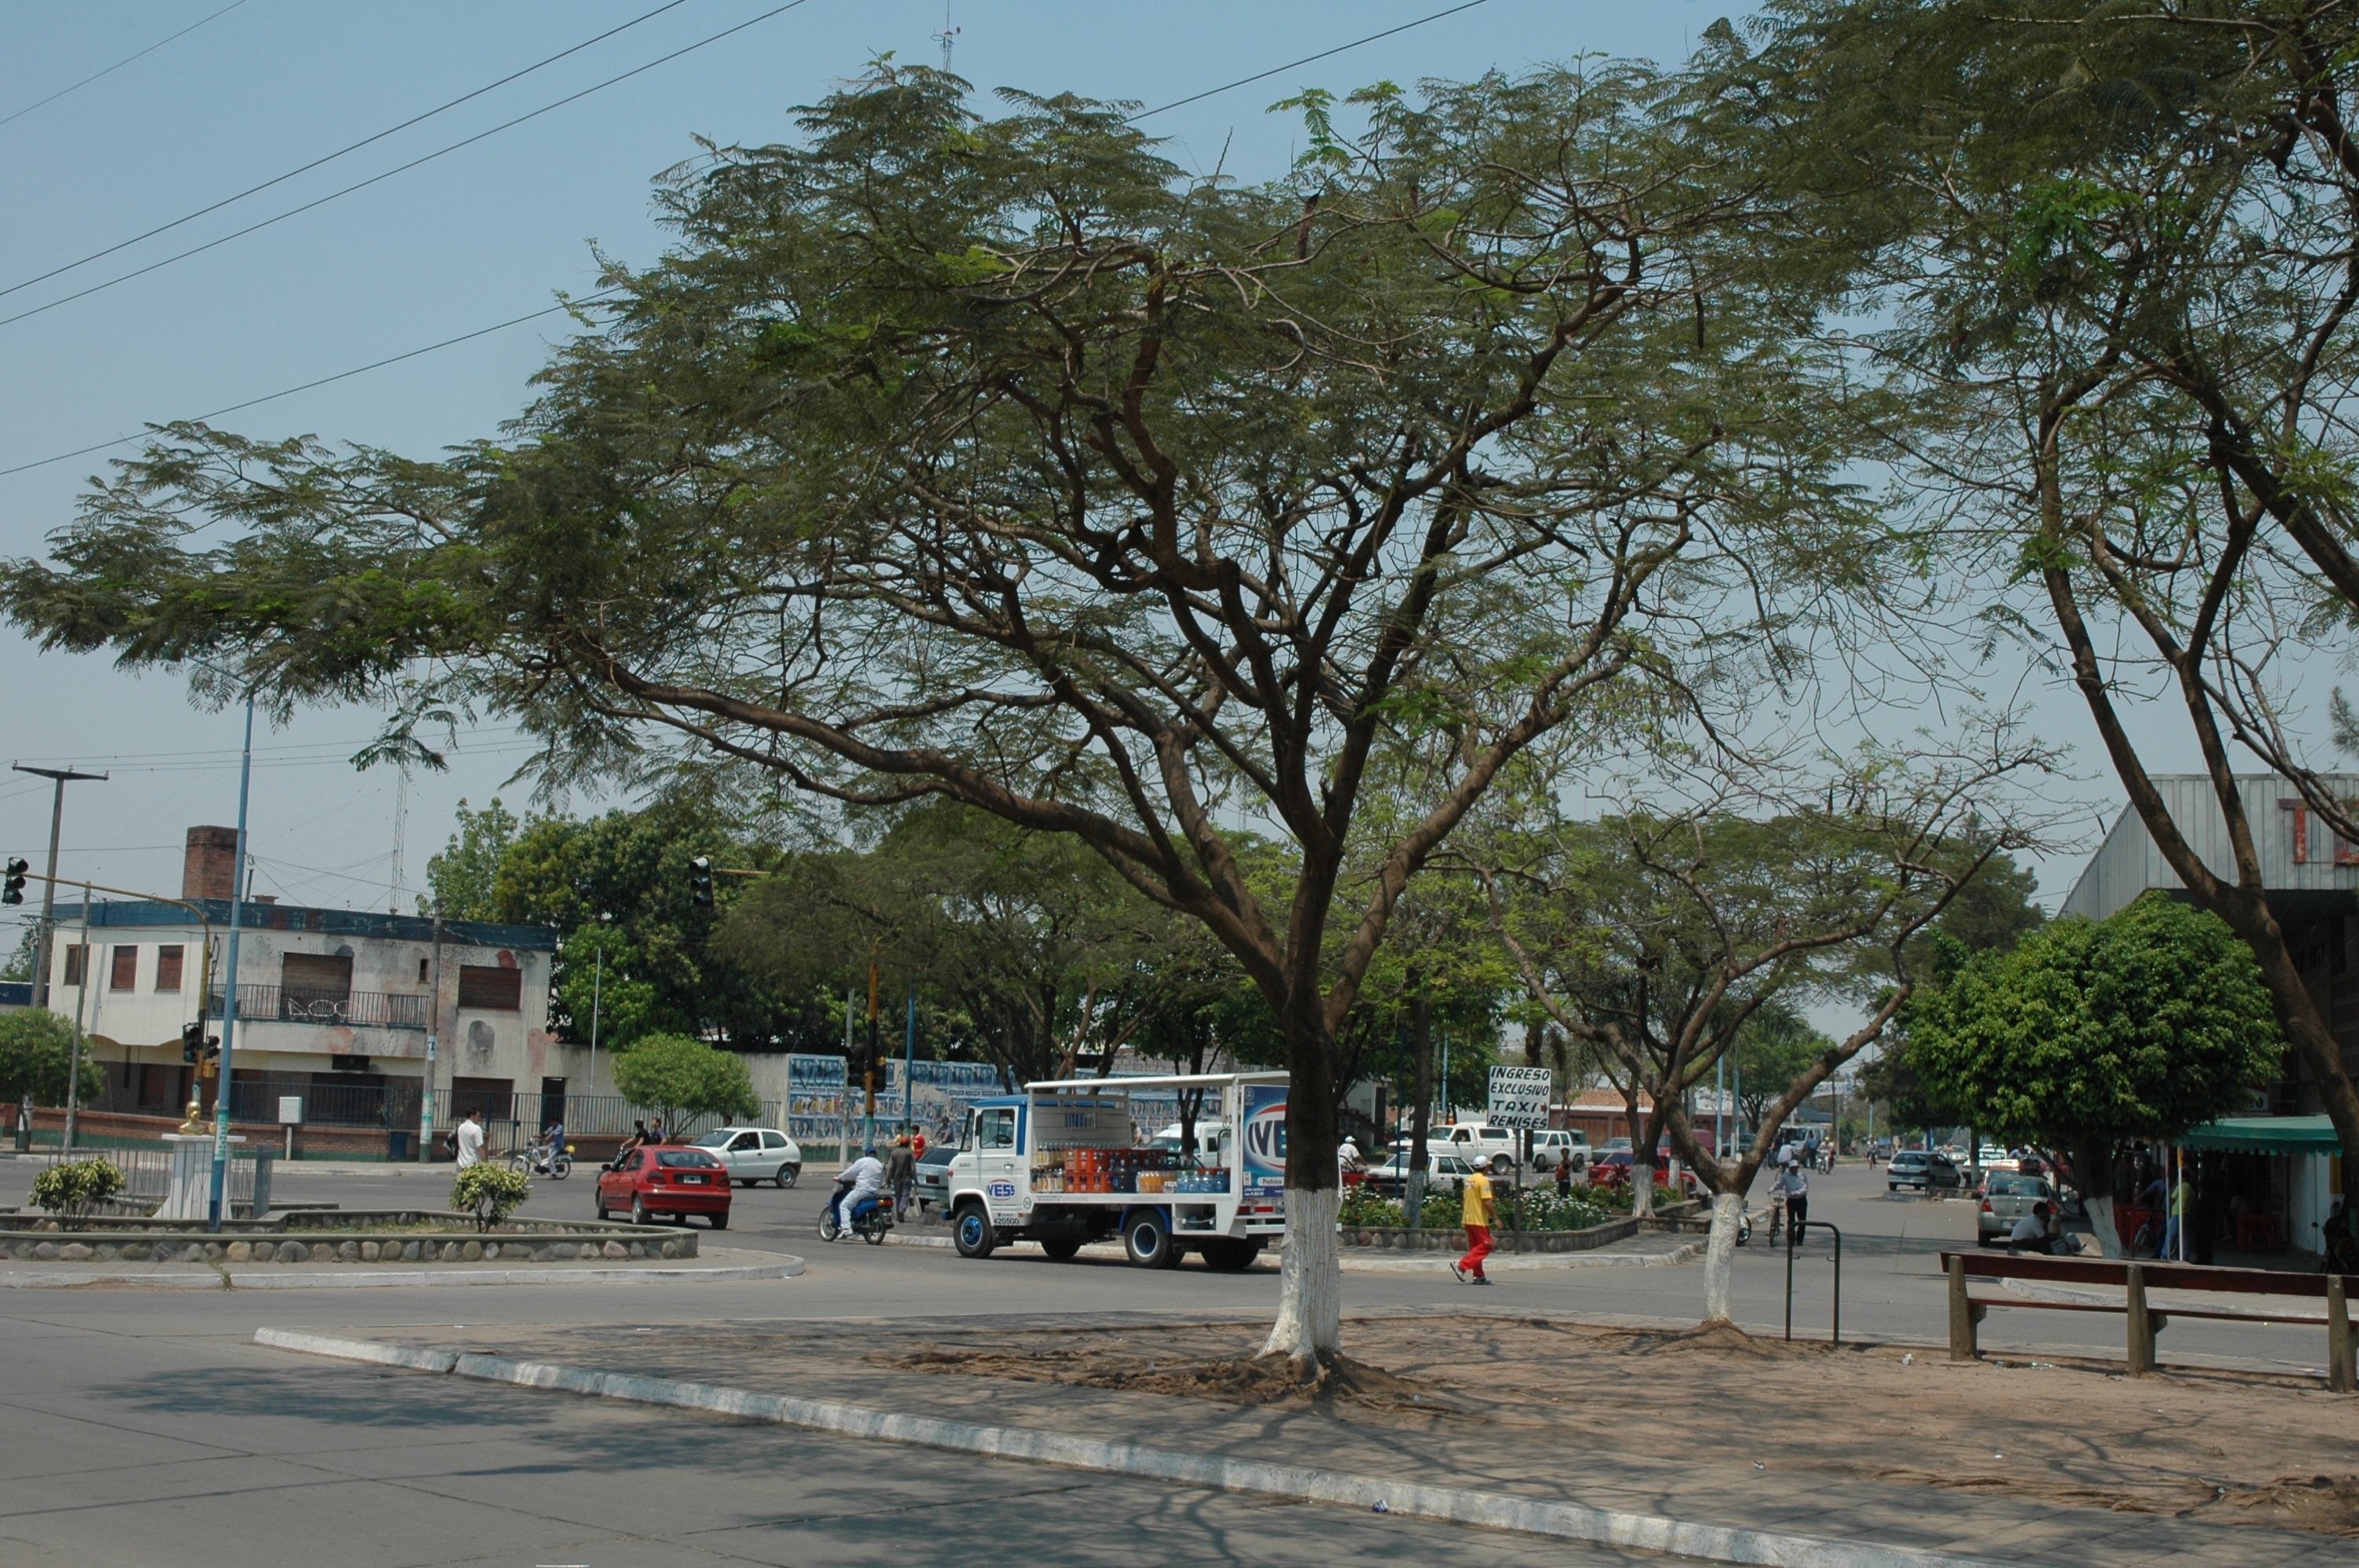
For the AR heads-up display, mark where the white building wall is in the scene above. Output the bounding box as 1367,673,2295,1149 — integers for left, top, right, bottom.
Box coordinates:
2063,774,2359,920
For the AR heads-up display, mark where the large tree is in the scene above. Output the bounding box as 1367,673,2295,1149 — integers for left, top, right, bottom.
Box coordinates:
1476,754,2044,1324
2,65,1861,1368
1737,0,2359,1206
1909,892,2283,1256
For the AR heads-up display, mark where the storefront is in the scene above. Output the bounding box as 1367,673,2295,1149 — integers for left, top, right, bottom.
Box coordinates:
2177,1114,2344,1261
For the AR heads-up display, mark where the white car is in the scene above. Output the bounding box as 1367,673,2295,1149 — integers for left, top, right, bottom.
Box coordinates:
1436,1123,1522,1173
690,1126,804,1188
1527,1128,1589,1172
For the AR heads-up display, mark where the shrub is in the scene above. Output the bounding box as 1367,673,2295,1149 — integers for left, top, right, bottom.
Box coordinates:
1339,1187,1402,1227
450,1162,531,1231
609,1033,760,1129
32,1158,125,1218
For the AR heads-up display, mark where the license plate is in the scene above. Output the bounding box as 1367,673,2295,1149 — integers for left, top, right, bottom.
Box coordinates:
679,1173,707,1184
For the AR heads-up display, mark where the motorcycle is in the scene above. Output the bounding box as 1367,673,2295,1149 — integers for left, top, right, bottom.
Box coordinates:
507,1142,574,1181
819,1189,895,1245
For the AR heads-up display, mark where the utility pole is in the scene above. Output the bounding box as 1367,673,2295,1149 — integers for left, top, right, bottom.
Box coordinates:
205,690,256,1230
12,764,106,1010
903,989,917,1139
587,944,604,1095
64,886,93,1150
419,904,443,1162
864,960,880,1152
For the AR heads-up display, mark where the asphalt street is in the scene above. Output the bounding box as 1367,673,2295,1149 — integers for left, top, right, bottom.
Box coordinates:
0,1156,2341,1566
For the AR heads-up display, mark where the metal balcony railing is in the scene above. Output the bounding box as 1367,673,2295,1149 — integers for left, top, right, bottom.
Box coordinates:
206,983,429,1030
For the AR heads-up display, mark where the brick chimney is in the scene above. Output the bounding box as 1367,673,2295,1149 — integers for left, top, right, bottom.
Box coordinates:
183,825,240,901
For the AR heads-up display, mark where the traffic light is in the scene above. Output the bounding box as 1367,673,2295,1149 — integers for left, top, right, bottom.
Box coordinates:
2,858,25,905
183,1021,219,1071
688,856,714,908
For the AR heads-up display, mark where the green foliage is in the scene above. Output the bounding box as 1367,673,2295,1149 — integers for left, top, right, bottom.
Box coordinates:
1908,894,2282,1152
0,1009,100,1107
2,924,38,983
1338,1186,1402,1227
31,1158,125,1215
421,796,521,920
609,1034,760,1128
450,1162,531,1232
1729,1006,1833,1129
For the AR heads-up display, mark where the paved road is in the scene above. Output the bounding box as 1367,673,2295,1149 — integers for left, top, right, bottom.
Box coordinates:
2,1154,2346,1566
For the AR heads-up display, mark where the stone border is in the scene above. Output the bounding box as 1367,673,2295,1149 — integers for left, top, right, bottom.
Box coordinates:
0,1255,804,1290
0,1222,699,1266
1339,1217,1639,1252
255,1327,2015,1568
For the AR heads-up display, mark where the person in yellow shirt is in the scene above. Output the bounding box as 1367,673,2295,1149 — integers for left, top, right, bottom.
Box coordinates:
1453,1166,1496,1285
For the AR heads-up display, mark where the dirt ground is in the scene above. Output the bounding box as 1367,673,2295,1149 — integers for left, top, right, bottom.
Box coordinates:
873,1313,2359,1537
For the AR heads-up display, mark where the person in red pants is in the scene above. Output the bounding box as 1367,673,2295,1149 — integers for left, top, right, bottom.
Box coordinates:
1453,1165,1496,1284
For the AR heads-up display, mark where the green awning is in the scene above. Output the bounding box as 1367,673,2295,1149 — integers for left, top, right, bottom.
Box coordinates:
2177,1114,2344,1155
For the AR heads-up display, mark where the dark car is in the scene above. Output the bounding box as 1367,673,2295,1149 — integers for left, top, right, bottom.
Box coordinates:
1887,1149,1964,1192
595,1145,732,1228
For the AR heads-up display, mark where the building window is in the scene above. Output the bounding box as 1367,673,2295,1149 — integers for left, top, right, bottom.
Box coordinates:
61,944,86,986
281,952,353,1003
155,945,185,991
457,964,522,1012
418,957,430,985
110,945,139,990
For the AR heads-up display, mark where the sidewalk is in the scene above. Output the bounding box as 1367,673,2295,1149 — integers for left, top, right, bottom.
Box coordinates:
266,1310,2357,1567
0,1243,803,1289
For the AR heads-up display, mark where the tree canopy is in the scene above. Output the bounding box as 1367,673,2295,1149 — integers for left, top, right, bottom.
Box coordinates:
0,1010,101,1109
608,1033,761,1129
1908,893,2282,1254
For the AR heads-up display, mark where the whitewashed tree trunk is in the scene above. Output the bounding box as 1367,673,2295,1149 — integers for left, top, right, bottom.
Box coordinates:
1702,1188,1745,1324
2083,1193,2123,1259
1630,1168,1655,1219
1259,1185,1341,1372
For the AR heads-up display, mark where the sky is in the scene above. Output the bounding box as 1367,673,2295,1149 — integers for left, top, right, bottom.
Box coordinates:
0,0,2258,951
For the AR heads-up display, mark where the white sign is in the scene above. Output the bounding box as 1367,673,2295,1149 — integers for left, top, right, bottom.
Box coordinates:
1486,1066,1552,1131
277,1096,303,1126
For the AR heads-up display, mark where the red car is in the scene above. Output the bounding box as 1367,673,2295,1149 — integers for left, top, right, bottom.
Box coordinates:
596,1146,733,1228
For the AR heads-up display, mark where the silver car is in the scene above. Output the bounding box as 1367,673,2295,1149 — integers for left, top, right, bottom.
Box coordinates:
691,1126,803,1188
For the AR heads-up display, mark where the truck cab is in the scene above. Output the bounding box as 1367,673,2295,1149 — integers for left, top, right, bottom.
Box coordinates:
942,1074,1284,1271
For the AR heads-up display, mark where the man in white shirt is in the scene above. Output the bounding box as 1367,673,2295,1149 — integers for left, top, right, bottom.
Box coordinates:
831,1148,886,1235
454,1111,485,1170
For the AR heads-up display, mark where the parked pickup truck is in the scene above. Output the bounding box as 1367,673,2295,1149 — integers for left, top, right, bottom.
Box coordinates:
943,1073,1284,1271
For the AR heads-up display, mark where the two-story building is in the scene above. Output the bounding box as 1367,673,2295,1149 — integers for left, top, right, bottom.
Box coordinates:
2064,775,2358,1258
43,825,593,1157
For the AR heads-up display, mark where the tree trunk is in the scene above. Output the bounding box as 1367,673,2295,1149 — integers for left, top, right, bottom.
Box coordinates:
2072,1139,2123,1260
1405,996,1434,1235
1702,1187,1747,1324
1259,1005,1342,1372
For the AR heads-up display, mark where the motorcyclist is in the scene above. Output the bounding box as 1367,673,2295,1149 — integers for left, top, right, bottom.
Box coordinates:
535,1121,566,1170
829,1147,887,1237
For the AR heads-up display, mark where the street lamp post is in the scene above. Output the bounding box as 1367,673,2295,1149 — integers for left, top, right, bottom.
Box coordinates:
204,690,256,1231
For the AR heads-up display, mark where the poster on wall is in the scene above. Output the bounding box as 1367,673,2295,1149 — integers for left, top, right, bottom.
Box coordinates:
1239,1082,1288,1199
784,1053,847,1147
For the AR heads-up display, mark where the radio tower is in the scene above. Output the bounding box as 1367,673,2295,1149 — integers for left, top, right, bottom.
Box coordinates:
935,2,958,72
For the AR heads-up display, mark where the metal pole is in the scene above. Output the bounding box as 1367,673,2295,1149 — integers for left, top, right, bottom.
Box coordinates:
206,692,255,1229
13,765,105,1014
588,946,603,1093
903,989,917,1137
1716,1052,1726,1160
419,906,442,1161
64,887,92,1150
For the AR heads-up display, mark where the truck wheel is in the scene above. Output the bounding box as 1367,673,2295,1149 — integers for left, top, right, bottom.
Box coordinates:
1490,1153,1513,1176
953,1202,998,1258
1198,1238,1262,1272
1123,1210,1179,1269
1040,1238,1082,1261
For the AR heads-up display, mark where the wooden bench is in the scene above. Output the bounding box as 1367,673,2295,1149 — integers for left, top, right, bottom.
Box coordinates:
1942,1250,2357,1389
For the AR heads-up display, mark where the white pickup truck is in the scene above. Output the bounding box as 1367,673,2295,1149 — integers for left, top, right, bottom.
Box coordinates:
943,1073,1285,1270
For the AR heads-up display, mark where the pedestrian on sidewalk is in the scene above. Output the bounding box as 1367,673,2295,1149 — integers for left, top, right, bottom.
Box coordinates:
1453,1166,1496,1284
454,1110,484,1170
886,1134,917,1219
1554,1152,1573,1199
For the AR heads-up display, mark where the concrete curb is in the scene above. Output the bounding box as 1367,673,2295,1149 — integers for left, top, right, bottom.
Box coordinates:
256,1327,2018,1568
880,1232,1707,1272
2,1257,803,1290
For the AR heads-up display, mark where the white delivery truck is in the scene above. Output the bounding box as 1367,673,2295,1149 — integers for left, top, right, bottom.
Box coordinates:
943,1072,1287,1270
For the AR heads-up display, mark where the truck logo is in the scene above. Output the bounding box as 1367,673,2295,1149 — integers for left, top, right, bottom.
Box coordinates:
1240,1087,1288,1197
987,1180,1016,1201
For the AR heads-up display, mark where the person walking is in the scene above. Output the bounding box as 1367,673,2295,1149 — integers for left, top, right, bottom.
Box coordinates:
886,1134,917,1219
1780,1159,1810,1243
454,1109,484,1170
1554,1151,1574,1199
1452,1164,1497,1285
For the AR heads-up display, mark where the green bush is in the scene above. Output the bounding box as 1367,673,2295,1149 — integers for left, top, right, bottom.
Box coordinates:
609,1033,760,1129
32,1158,125,1217
0,1011,101,1108
1339,1187,1402,1227
450,1162,531,1231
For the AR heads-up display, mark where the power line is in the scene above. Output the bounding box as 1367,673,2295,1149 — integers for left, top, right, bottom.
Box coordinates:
0,293,619,478
0,1,689,305
0,1,813,332
1130,0,1494,120
0,2,1487,481
0,0,252,131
